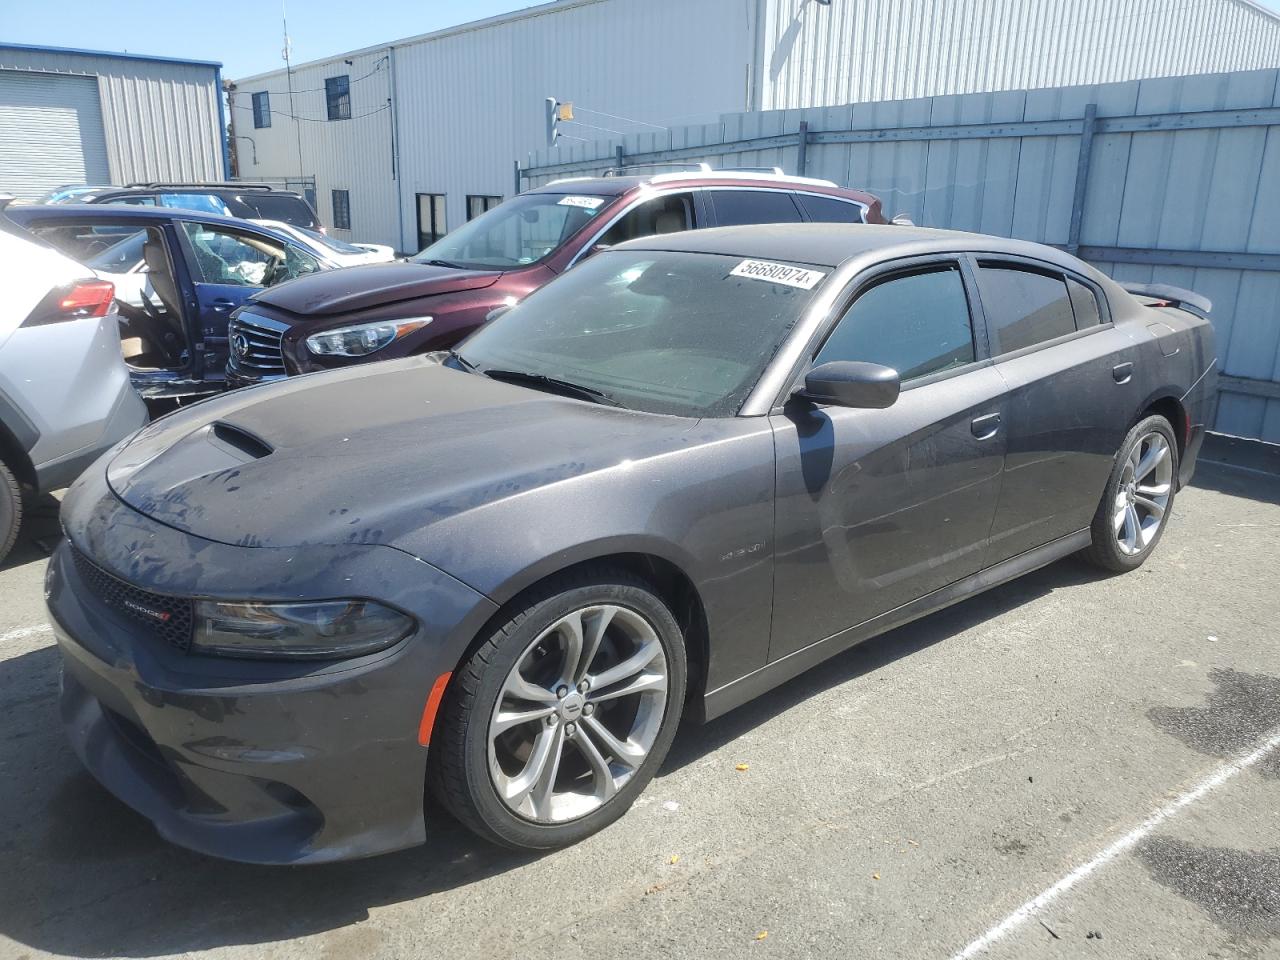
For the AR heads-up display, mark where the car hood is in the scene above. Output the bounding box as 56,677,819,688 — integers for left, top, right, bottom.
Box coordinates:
250,261,502,316
105,357,699,553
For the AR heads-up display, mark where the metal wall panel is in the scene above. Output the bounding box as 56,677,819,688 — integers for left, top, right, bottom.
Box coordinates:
525,68,1280,442
0,70,109,199
758,0,1280,111
0,46,223,189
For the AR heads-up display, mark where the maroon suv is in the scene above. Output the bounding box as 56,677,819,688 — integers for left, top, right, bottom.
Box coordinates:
225,170,885,387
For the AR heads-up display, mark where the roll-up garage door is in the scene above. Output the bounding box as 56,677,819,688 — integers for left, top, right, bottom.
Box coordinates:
0,70,110,201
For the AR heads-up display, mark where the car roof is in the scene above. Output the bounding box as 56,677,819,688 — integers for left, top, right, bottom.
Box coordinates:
4,203,302,247
93,185,305,199
526,173,879,206
613,222,1103,277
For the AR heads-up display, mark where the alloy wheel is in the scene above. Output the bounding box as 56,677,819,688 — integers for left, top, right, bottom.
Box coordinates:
487,604,669,823
1114,431,1173,556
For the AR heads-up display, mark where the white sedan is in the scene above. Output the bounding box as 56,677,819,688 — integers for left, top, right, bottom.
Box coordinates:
251,219,397,266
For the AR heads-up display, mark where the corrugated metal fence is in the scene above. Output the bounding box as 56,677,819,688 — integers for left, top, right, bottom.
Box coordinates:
522,68,1280,443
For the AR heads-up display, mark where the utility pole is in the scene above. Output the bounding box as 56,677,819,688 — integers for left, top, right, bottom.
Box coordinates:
283,0,304,180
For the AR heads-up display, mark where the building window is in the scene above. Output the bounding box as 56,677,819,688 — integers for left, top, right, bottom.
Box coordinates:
252,91,271,129
466,194,502,220
332,189,351,230
325,75,351,121
416,193,447,249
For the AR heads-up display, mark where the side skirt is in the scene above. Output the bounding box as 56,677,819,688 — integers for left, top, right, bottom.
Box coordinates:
701,528,1092,722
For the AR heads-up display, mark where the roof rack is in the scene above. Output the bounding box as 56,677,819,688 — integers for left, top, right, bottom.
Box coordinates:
603,162,712,177
125,181,277,191
719,166,786,175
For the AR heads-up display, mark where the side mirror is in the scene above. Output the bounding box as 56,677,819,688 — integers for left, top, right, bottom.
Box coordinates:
891,213,915,226
799,361,900,409
485,304,513,324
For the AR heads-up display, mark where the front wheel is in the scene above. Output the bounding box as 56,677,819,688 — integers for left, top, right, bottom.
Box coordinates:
0,459,22,566
430,567,686,850
1081,414,1179,572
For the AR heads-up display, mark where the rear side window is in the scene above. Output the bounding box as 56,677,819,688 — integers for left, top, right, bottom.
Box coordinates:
817,265,975,381
242,193,317,228
710,190,803,227
977,264,1076,355
1067,277,1102,328
796,194,866,224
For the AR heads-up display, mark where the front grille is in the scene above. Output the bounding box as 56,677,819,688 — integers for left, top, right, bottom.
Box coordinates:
227,312,287,379
71,547,194,651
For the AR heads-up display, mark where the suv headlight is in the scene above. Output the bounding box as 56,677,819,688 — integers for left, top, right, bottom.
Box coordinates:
305,317,432,357
192,599,414,659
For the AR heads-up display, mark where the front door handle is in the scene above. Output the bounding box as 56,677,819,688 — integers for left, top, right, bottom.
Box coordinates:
211,298,237,312
1113,361,1134,384
971,413,1002,440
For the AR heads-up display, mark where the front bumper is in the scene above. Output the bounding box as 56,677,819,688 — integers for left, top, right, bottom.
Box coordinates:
48,468,497,864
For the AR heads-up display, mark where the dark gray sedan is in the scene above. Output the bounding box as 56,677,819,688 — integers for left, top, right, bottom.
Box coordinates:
47,224,1216,862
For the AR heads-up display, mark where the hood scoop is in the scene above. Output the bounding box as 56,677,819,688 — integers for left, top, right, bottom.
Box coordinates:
210,421,274,461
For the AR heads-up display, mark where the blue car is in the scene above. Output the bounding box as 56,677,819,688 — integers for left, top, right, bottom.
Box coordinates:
5,204,339,401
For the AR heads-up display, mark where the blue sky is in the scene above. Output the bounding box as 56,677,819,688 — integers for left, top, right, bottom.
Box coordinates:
6,0,533,79
7,0,1280,80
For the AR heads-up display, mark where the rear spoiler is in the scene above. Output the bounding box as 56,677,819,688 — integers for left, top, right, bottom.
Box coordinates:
1120,282,1211,321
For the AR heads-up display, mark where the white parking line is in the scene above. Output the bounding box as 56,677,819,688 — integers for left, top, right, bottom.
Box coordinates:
0,624,52,644
950,725,1280,959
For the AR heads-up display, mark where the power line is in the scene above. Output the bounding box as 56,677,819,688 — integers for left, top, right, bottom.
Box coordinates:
232,100,392,123
236,56,388,97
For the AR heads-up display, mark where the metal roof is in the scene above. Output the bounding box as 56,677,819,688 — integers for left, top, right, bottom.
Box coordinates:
0,42,222,70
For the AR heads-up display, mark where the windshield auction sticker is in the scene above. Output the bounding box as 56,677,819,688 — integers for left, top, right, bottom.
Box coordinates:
729,259,826,290
557,195,605,209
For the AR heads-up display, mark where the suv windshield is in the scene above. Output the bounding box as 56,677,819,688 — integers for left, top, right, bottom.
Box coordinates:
455,250,828,417
412,192,608,271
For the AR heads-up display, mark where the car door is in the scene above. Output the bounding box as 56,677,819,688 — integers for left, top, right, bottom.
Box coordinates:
175,220,324,381
768,258,1008,661
972,258,1140,563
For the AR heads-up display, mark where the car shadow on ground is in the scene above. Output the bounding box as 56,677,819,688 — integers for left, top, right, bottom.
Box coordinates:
0,553,1110,958
1190,458,1280,506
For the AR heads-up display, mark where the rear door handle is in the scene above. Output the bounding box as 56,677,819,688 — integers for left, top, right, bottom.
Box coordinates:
971,413,1002,440
1113,362,1134,384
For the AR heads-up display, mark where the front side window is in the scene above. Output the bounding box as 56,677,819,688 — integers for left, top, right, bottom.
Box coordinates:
456,250,829,418
252,91,271,129
710,189,803,227
817,265,975,381
467,195,502,220
325,75,351,121
181,222,322,287
978,263,1076,355
598,192,696,247
331,189,351,230
412,192,607,269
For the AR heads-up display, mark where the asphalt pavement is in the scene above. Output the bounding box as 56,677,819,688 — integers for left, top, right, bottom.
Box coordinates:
1,458,1277,960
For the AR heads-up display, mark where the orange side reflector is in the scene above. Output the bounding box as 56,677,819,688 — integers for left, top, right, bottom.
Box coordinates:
417,672,452,746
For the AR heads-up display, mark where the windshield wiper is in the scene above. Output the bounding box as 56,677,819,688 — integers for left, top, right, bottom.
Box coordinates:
446,349,476,371
418,258,464,269
481,369,624,408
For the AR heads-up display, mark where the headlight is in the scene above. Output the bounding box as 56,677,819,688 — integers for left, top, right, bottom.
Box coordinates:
305,317,432,357
192,599,414,659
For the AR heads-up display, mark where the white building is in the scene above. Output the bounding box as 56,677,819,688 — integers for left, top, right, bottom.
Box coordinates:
230,0,1280,252
0,43,227,200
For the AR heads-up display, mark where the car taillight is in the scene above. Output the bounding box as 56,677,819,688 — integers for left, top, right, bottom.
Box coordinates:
23,279,115,327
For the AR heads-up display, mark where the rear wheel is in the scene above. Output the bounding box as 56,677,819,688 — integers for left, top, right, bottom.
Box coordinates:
1081,414,1178,572
0,459,21,566
430,566,686,849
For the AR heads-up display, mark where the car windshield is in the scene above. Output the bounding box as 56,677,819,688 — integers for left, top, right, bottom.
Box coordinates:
295,225,367,255
411,192,609,271
455,250,829,417
84,229,147,272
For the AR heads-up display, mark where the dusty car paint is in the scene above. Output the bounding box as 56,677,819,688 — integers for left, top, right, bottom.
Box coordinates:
48,224,1215,863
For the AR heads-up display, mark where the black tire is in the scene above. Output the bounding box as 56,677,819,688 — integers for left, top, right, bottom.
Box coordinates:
1080,414,1179,573
0,459,21,567
430,565,687,850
